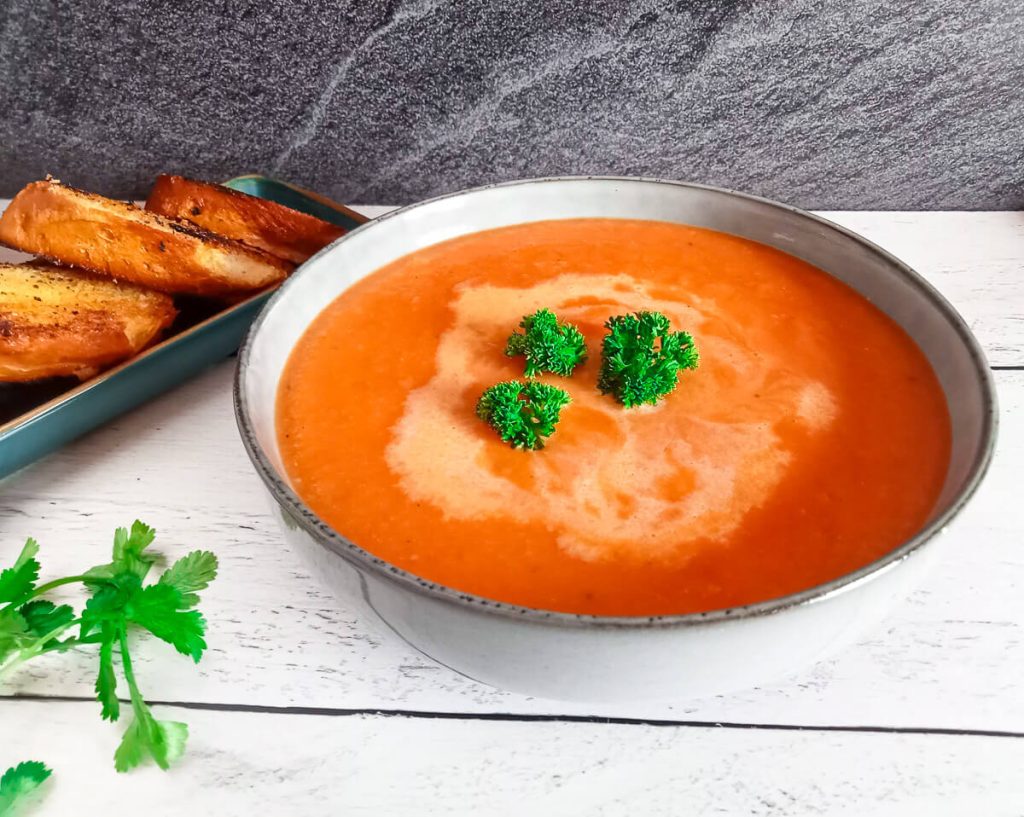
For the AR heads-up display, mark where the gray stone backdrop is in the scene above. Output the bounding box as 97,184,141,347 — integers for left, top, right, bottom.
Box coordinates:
0,0,1021,209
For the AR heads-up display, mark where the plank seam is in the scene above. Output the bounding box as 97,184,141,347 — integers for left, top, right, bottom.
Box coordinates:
3,693,1023,739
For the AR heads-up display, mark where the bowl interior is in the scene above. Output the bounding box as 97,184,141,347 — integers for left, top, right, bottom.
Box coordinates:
238,177,995,610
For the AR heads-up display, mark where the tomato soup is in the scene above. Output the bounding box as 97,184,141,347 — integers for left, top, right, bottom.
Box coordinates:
277,219,951,616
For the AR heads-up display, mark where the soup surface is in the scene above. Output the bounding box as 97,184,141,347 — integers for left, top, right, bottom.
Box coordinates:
277,219,951,615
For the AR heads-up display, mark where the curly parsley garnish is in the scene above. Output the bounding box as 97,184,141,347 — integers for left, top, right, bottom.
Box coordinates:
476,380,571,450
0,522,217,775
505,309,587,377
597,311,699,407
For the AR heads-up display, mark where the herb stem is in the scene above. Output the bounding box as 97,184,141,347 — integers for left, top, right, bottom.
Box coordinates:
0,653,23,680
0,618,81,682
26,575,94,599
117,625,146,717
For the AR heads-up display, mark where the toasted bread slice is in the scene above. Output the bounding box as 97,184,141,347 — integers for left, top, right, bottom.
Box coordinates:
146,175,348,264
0,263,177,382
0,180,293,297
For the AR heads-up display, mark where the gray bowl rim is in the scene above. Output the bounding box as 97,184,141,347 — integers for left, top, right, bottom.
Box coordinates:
234,175,999,630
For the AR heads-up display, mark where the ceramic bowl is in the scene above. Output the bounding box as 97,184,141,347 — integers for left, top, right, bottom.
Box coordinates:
235,177,997,702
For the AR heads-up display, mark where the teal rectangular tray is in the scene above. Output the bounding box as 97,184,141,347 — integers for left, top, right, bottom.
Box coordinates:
0,176,367,479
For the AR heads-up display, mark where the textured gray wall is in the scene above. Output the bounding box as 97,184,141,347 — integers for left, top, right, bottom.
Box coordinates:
0,0,1021,209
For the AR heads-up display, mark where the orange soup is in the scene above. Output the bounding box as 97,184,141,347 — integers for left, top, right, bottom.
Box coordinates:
277,219,951,616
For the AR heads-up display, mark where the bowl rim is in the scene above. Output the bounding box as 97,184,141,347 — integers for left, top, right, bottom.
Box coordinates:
234,175,999,630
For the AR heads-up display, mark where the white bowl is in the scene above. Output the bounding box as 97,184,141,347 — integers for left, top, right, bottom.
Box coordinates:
235,177,997,702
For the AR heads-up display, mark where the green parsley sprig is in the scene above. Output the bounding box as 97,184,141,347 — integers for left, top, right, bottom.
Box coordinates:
0,761,51,816
597,311,699,407
0,522,217,774
476,381,571,450
505,309,587,377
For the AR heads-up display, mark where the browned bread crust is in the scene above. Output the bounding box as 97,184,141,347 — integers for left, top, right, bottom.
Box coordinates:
0,180,293,297
0,262,177,382
146,175,348,264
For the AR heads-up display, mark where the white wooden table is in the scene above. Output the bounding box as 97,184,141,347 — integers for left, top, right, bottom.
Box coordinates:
2,207,1023,815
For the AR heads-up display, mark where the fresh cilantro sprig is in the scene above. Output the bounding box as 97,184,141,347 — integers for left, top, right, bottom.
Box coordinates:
476,380,571,450
597,311,699,407
0,522,217,774
505,309,587,377
0,761,51,816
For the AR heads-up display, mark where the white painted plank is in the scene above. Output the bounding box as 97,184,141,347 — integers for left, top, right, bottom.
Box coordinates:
1,367,1021,733
2,700,1023,817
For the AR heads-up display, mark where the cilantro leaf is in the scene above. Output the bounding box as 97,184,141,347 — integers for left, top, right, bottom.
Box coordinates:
2,520,216,775
476,380,571,450
95,623,120,722
1,602,77,675
505,309,587,377
157,551,218,608
114,704,188,772
0,608,31,665
0,539,40,604
0,760,51,815
597,311,699,408
85,521,158,584
114,521,156,573
126,584,207,662
18,601,74,639
79,574,140,640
